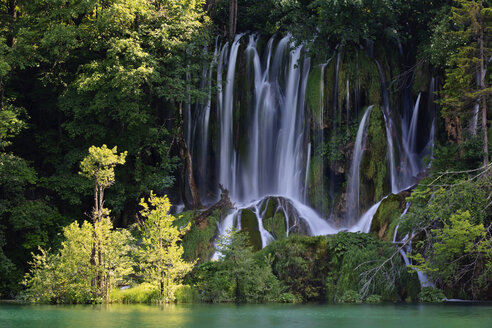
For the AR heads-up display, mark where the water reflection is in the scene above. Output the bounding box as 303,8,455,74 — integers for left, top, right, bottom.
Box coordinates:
0,303,491,328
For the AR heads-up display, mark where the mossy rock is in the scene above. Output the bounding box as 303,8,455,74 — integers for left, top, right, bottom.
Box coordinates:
287,216,311,236
178,210,220,263
370,193,406,241
306,65,323,126
240,208,262,251
308,154,329,214
260,197,277,221
359,105,390,212
263,210,287,240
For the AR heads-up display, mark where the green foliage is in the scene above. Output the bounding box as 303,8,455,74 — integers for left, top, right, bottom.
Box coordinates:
339,290,362,303
336,243,401,301
191,230,282,303
174,285,199,303
434,0,492,154
418,287,446,303
365,294,383,303
362,106,388,202
277,292,297,303
370,193,405,241
79,145,127,190
402,168,492,299
0,105,27,149
431,135,485,172
263,235,330,302
23,217,135,304
176,210,220,263
137,191,195,302
111,283,159,304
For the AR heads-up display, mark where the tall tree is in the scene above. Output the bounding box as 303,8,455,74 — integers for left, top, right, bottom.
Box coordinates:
138,191,194,301
79,144,127,296
438,0,491,165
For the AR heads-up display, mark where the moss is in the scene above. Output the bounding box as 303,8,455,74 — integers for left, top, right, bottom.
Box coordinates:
240,209,262,251
306,65,322,125
177,210,220,263
360,106,389,208
308,154,329,213
357,51,381,106
370,193,405,241
261,197,276,221
263,210,287,240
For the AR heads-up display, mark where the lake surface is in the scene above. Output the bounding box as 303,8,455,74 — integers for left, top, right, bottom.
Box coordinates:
1,303,491,328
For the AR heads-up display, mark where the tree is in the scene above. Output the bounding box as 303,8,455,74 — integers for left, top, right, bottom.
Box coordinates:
401,165,492,299
23,217,134,303
79,144,127,296
138,191,194,301
438,0,491,164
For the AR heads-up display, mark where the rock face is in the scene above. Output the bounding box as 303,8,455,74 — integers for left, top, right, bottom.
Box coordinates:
369,192,408,241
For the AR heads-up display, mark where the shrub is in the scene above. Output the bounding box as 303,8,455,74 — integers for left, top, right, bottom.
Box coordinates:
111,283,159,303
418,287,446,303
365,294,382,303
339,290,361,303
174,285,199,303
277,293,297,303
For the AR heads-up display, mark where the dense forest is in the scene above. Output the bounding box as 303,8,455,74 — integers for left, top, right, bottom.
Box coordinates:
0,0,491,303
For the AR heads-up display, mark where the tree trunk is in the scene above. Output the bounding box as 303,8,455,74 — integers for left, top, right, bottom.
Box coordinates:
228,0,237,43
178,103,202,209
7,0,17,47
479,3,489,166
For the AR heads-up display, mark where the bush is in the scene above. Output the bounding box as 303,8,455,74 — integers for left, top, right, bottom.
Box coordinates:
261,235,331,302
277,293,297,303
339,290,361,303
418,287,446,303
365,294,382,303
174,285,199,303
191,231,283,303
111,283,159,303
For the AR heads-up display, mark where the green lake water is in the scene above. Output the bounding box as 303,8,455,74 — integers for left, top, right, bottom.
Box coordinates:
0,303,491,328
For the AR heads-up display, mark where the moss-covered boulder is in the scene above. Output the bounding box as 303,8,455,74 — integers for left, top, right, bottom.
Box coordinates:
264,211,287,240
370,193,406,241
240,208,262,251
176,210,221,263
359,106,390,213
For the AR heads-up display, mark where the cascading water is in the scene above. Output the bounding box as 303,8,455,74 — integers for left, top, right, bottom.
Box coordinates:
375,60,399,193
212,34,338,248
185,34,436,252
346,105,373,224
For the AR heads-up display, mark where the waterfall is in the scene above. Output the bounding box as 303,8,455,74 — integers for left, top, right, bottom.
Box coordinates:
374,60,398,193
400,92,422,186
215,34,311,202
218,34,243,195
186,34,436,252
346,105,373,224
348,198,383,233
